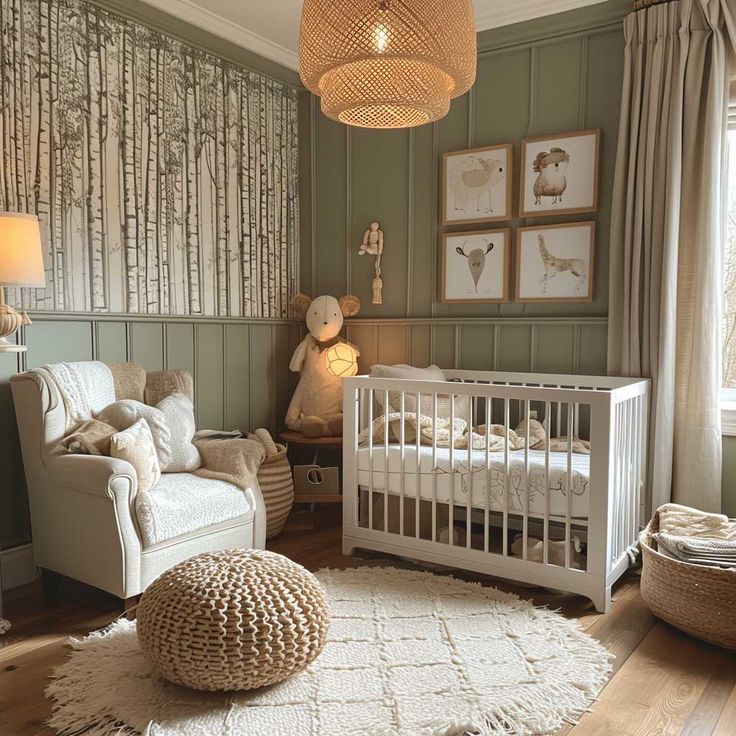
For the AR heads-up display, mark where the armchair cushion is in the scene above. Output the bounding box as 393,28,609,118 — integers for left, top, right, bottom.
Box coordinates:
157,394,201,473
108,362,147,402
110,419,161,494
135,474,254,546
97,400,172,468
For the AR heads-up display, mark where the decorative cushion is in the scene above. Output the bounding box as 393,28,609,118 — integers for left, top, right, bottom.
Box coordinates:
156,394,201,473
134,473,253,546
145,369,194,406
110,419,161,494
107,362,147,402
97,400,172,469
136,550,329,690
370,363,470,420
54,419,118,456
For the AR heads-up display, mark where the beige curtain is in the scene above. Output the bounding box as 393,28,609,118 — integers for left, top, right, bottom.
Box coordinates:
608,0,735,513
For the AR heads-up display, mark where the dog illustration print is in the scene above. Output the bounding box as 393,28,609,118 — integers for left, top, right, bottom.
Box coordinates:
537,234,587,293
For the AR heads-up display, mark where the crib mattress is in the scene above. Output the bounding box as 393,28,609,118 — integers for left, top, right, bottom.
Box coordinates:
357,446,591,519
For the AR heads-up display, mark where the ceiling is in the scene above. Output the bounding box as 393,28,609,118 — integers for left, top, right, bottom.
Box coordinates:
142,0,607,71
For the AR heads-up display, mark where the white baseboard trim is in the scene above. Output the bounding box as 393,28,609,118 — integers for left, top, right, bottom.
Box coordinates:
1,544,39,590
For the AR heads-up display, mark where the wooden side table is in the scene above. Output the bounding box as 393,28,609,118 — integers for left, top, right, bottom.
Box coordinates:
278,431,343,515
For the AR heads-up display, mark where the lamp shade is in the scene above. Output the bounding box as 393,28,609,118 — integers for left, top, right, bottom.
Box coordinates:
0,213,45,288
299,0,476,129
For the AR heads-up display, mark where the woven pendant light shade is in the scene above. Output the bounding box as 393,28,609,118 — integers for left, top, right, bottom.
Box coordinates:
299,0,477,129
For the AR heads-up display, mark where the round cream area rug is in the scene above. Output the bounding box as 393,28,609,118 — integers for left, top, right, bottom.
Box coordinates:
47,567,612,736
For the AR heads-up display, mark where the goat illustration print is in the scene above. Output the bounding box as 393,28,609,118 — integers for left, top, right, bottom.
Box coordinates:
443,230,510,304
456,240,494,293
532,148,569,205
537,234,587,293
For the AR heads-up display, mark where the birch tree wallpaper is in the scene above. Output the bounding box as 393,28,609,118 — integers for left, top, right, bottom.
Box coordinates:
0,0,299,317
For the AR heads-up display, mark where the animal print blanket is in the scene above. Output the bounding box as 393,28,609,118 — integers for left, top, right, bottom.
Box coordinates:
358,413,590,454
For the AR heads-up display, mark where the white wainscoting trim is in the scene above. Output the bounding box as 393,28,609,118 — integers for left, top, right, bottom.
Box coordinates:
1,544,39,590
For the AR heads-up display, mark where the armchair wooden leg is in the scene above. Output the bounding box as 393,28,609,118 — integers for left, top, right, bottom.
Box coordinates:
122,596,139,619
40,569,61,602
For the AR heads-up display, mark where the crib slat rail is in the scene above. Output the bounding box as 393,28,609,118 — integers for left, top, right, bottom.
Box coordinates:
342,370,650,613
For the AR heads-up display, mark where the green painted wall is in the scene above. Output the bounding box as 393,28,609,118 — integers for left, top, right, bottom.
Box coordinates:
300,0,630,320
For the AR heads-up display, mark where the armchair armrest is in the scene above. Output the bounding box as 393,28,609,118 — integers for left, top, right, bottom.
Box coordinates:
45,454,138,500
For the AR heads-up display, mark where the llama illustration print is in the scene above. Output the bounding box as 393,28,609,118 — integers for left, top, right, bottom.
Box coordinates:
443,229,510,303
443,144,513,224
533,148,569,206
537,234,587,293
520,129,600,217
516,223,594,303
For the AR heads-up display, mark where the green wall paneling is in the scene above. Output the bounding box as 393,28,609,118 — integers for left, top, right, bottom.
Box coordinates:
25,321,94,368
224,324,251,432
166,323,197,378
249,324,275,431
129,323,165,372
96,322,128,364
195,324,226,431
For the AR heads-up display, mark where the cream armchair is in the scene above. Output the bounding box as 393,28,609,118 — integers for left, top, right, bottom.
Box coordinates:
10,364,266,605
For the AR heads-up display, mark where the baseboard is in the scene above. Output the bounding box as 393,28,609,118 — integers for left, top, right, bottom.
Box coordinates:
1,544,39,590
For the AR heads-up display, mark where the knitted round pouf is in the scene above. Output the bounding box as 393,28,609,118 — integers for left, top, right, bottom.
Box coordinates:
136,549,329,691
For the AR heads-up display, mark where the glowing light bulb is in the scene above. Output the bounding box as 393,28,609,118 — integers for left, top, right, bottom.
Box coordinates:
374,24,389,53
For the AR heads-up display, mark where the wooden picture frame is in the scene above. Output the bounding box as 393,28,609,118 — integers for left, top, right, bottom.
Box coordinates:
442,228,511,304
442,143,513,225
515,222,595,303
519,129,600,218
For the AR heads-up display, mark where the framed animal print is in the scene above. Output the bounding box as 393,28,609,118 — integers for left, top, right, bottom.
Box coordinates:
515,222,595,303
519,129,600,217
442,228,510,304
442,143,513,225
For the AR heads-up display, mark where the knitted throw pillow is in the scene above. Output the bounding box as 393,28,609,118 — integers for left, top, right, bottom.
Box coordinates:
110,418,161,493
157,394,201,473
96,400,172,469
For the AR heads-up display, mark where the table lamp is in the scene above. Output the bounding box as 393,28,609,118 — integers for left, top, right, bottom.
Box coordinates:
0,213,45,353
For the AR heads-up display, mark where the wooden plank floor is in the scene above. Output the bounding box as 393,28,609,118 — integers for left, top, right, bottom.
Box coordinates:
1,513,734,736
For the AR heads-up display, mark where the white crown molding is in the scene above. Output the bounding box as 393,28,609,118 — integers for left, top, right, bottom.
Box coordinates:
137,0,300,70
474,0,608,32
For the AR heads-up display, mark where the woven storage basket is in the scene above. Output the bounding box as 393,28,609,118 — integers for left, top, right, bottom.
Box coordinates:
639,512,736,649
137,549,329,691
254,431,294,538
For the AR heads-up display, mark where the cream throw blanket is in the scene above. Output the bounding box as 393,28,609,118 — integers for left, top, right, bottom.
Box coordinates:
44,361,116,431
358,413,590,454
192,435,265,494
657,503,736,540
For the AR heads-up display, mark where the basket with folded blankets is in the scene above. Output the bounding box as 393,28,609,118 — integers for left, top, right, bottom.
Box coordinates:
640,503,736,649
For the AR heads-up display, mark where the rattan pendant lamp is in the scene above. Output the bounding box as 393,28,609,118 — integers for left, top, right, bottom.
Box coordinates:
299,0,477,129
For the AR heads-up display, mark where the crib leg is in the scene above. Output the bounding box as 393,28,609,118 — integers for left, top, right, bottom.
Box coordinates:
592,584,612,613
342,540,357,557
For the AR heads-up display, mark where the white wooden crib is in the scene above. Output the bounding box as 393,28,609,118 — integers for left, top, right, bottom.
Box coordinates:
342,369,650,612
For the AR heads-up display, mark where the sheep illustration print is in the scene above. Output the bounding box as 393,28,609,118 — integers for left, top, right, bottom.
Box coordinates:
519,130,600,217
0,0,299,317
442,229,510,304
443,144,513,225
515,222,595,302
